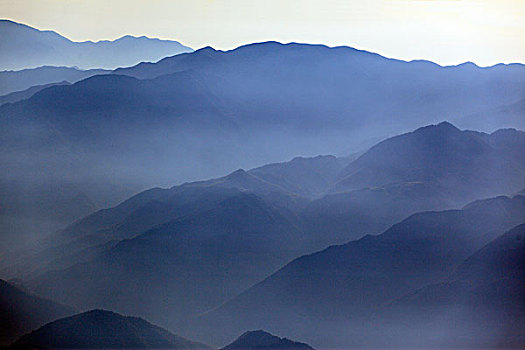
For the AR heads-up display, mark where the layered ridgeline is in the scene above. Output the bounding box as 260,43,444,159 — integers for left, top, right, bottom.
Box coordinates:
1,155,345,281
306,122,525,244
6,123,524,280
0,66,108,96
115,42,525,132
1,47,524,250
0,81,70,106
1,41,524,250
1,123,521,348
0,279,75,345
11,309,211,349
195,196,525,348
0,19,192,70
378,223,525,349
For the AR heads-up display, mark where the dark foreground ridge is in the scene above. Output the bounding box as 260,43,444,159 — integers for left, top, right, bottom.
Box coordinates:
222,330,314,350
11,309,211,349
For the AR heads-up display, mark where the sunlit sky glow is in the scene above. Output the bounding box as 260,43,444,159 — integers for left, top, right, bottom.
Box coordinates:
1,0,524,66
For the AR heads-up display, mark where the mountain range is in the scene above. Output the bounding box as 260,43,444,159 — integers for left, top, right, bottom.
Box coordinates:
0,81,70,105
1,24,525,348
0,122,521,349
0,66,108,96
10,311,313,350
193,196,525,348
0,19,192,70
1,39,524,251
5,122,524,279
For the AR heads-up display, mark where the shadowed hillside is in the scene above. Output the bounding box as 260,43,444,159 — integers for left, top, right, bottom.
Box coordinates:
193,195,525,347
12,309,211,349
0,279,75,345
222,330,313,350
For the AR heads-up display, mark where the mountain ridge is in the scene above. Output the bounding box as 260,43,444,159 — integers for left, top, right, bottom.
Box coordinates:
192,195,525,347
0,19,193,70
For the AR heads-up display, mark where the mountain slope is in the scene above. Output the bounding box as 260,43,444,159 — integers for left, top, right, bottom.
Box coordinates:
12,309,211,349
336,122,525,196
0,279,75,345
377,223,525,348
0,81,70,105
25,191,307,331
0,19,192,70
299,123,525,245
1,153,339,280
222,330,313,350
194,195,525,347
452,223,525,283
248,155,347,198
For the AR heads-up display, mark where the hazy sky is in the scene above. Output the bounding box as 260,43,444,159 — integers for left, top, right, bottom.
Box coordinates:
1,0,524,66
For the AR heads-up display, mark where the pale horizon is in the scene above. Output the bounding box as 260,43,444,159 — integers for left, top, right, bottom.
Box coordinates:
1,0,524,67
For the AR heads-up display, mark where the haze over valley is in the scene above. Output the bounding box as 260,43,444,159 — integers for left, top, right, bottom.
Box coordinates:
0,6,524,349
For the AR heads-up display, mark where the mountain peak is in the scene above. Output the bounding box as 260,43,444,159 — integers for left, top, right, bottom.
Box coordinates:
416,121,460,134
222,330,314,350
225,168,248,178
197,46,217,53
454,61,480,68
75,308,115,317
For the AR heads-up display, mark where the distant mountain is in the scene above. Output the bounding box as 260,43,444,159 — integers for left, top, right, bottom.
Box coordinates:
0,279,74,345
0,19,192,70
222,330,313,350
116,42,525,131
12,309,211,349
193,195,525,347
0,66,107,95
457,97,525,132
0,81,70,105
